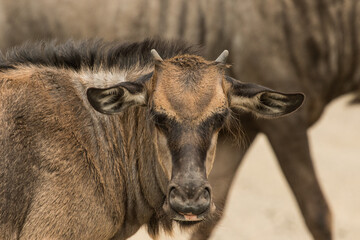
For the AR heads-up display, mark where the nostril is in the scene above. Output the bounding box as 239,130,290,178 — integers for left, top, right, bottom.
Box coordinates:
169,187,186,213
203,187,211,198
169,187,176,199
200,188,210,201
196,186,211,204
204,186,211,194
196,187,211,208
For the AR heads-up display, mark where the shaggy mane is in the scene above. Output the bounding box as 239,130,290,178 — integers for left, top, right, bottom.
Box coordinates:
0,38,201,72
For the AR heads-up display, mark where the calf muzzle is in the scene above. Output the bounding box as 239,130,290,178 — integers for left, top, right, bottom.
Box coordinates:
163,182,214,222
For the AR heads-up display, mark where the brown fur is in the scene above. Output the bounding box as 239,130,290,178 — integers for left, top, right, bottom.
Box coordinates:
0,40,233,239
0,41,210,239
0,39,303,239
152,56,227,122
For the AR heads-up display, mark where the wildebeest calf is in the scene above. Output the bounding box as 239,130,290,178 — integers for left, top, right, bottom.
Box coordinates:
0,39,304,239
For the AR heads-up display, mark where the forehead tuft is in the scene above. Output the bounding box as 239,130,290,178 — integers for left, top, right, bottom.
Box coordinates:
159,54,222,86
152,54,227,121
166,55,212,69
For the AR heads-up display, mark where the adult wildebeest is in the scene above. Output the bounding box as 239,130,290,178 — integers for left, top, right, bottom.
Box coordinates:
0,0,359,239
0,39,304,239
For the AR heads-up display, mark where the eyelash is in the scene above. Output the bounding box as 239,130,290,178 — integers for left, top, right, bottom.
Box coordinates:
212,116,226,129
150,112,173,132
153,114,166,125
150,110,228,132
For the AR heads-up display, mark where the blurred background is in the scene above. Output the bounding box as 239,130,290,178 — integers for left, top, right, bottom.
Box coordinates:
1,0,359,239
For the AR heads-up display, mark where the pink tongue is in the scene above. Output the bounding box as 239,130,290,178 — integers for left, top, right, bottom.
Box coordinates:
184,214,198,221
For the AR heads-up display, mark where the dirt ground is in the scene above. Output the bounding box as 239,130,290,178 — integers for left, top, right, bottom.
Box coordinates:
129,94,360,240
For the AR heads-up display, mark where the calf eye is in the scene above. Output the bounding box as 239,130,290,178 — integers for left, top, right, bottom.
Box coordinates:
150,111,173,132
204,111,229,131
153,114,168,127
212,114,227,130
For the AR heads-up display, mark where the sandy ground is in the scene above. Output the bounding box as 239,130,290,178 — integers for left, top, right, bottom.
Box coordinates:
129,95,360,240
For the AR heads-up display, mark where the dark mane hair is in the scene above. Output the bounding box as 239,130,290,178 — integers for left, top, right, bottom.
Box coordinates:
0,38,202,72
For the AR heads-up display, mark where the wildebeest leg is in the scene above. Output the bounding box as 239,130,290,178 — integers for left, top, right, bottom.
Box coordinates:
190,120,258,240
260,116,332,240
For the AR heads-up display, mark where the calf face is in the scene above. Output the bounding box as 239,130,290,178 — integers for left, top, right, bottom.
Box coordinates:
87,50,304,224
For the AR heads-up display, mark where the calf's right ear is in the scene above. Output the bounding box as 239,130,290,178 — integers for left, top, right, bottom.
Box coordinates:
226,76,305,118
87,81,147,114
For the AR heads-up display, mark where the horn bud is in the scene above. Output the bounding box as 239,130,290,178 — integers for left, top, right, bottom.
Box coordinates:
215,50,229,64
151,49,163,62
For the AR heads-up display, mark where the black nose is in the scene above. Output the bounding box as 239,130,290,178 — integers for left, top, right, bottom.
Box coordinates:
168,185,211,215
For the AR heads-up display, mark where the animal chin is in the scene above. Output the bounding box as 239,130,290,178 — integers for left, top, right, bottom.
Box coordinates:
173,212,204,222
173,213,204,227
162,200,205,223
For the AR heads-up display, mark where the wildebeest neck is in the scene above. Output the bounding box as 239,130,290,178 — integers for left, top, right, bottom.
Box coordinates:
109,107,173,237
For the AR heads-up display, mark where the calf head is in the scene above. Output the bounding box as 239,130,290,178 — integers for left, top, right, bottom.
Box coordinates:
87,49,304,224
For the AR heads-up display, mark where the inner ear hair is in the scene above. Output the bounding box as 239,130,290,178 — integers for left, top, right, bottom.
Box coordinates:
87,81,147,114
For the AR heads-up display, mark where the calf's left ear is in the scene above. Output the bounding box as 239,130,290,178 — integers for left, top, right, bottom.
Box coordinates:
87,81,147,114
227,76,305,118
